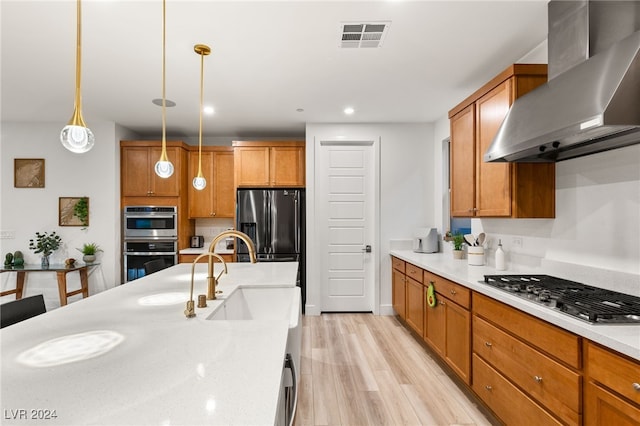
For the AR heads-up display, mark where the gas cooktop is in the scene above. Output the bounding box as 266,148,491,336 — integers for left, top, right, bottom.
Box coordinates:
482,274,640,324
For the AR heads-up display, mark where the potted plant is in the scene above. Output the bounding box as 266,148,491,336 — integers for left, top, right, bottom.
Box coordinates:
29,231,63,268
77,243,101,263
452,232,465,259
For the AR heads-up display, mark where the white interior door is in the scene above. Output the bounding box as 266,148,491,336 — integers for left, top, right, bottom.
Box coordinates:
318,141,375,312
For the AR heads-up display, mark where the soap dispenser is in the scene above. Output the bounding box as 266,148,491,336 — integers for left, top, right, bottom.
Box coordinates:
495,239,506,271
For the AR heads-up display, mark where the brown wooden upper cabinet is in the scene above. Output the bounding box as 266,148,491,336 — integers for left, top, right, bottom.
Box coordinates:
121,141,186,197
187,147,235,218
449,64,555,218
233,141,305,187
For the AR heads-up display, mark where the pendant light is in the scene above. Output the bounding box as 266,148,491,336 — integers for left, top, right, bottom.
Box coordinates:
60,0,94,154
192,44,211,191
154,0,174,178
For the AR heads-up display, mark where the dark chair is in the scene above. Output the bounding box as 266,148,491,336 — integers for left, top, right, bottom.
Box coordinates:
1,294,47,329
143,259,167,276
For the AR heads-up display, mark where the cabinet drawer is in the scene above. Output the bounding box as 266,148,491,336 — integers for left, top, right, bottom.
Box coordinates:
473,293,581,368
587,342,640,405
474,316,581,425
406,263,423,283
472,354,563,426
391,256,405,273
426,272,470,309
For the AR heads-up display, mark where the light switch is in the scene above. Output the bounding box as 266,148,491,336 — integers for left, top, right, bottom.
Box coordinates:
0,230,16,239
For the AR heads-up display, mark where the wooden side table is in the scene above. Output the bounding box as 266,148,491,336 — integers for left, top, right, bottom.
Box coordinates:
0,264,94,306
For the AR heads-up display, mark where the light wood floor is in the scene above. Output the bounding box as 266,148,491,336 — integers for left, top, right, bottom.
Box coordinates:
294,314,496,426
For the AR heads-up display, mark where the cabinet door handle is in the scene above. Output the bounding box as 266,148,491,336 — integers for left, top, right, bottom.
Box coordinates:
633,382,640,391
484,385,492,391
450,289,457,295
440,300,446,306
534,376,543,383
484,342,492,348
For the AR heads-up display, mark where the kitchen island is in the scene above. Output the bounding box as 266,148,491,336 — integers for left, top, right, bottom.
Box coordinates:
1,262,300,425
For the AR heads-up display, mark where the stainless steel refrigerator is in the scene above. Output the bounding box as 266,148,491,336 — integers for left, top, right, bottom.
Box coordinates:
236,188,305,305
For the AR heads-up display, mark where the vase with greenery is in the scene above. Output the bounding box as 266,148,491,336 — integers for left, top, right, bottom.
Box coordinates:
29,231,63,268
452,232,465,259
77,242,101,263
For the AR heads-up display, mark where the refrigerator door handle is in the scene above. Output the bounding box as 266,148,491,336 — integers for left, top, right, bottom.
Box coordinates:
294,192,300,254
267,190,272,254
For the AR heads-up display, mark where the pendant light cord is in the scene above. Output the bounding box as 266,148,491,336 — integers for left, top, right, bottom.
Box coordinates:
160,0,168,162
197,49,204,177
74,0,82,113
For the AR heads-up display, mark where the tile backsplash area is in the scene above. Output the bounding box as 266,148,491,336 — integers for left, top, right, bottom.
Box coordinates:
194,218,234,241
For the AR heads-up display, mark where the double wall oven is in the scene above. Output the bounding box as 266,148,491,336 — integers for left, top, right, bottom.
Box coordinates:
123,206,178,282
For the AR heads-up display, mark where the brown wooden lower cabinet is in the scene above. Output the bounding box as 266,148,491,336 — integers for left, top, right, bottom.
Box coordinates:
584,341,640,425
473,315,581,425
389,257,639,426
444,299,471,383
584,382,640,426
405,276,424,336
424,293,446,357
391,257,406,319
423,271,471,384
472,354,563,426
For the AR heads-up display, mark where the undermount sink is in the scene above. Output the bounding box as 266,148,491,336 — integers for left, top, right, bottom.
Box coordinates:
208,286,302,378
208,287,300,325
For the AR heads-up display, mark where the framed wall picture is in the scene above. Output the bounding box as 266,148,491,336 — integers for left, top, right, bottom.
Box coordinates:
59,197,89,227
14,158,45,188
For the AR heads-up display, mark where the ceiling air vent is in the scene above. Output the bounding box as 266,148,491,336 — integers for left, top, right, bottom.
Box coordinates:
339,22,391,48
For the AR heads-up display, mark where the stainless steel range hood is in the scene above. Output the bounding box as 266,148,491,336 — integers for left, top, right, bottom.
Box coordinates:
485,1,640,163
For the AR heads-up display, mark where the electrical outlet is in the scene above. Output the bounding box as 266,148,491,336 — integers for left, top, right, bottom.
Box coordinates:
512,237,523,248
0,230,15,239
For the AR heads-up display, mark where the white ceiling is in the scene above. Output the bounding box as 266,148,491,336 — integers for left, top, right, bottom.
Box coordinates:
1,0,549,138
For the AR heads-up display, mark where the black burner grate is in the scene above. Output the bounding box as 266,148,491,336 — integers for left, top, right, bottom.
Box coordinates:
555,291,640,323
482,274,640,324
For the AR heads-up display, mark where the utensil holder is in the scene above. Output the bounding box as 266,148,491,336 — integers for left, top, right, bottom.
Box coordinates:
467,246,485,266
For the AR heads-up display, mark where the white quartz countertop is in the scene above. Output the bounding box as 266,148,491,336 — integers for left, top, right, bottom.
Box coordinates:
1,262,299,425
390,250,640,361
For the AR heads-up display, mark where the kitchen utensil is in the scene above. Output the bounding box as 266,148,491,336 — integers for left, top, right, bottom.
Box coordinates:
477,232,485,246
464,234,475,246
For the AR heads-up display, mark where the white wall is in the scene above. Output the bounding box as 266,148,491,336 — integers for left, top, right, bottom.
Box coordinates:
305,123,434,315
1,121,130,309
474,145,640,278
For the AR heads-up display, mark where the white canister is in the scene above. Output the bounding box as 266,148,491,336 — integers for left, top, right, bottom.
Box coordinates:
467,246,485,266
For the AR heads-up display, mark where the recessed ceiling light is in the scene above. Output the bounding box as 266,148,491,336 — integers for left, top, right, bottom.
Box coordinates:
344,107,355,115
203,106,214,115
296,108,304,113
152,98,176,107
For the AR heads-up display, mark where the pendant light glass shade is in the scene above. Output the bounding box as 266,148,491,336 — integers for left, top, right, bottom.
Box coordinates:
192,44,211,191
192,176,207,190
155,0,174,179
60,0,94,154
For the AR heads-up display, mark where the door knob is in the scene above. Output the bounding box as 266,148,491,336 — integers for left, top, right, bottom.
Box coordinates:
362,245,372,253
